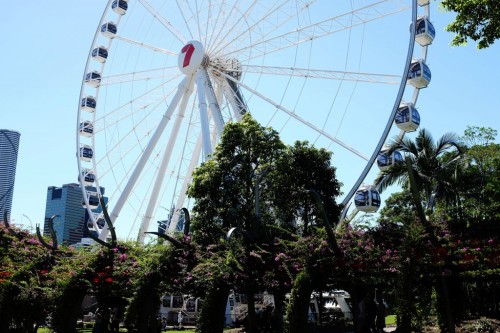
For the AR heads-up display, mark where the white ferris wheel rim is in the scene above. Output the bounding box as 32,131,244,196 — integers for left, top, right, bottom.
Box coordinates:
76,0,431,242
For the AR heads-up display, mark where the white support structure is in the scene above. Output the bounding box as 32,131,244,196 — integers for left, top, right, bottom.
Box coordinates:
202,69,225,136
136,75,196,243
99,76,191,240
196,69,213,159
167,133,203,234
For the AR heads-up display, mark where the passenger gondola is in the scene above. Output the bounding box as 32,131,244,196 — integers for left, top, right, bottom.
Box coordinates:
377,147,403,171
83,193,100,209
112,0,128,15
79,145,93,162
354,184,381,213
395,103,420,132
92,46,108,63
101,22,117,38
79,121,94,138
79,169,96,186
80,96,96,112
415,17,435,46
84,71,101,88
408,59,431,89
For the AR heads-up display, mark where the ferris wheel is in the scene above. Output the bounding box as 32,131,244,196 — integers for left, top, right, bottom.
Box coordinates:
77,0,434,243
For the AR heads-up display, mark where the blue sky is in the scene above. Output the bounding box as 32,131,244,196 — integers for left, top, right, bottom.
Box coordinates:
2,1,499,238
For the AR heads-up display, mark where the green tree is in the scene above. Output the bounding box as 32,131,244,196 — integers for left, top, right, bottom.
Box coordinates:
450,126,500,230
440,0,500,49
374,129,465,332
375,128,463,214
188,113,286,333
377,191,434,332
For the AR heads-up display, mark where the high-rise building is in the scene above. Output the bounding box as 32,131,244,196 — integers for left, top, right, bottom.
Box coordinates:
44,183,106,245
0,129,21,222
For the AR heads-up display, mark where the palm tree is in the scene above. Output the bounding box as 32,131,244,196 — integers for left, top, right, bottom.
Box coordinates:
374,128,463,213
375,128,464,333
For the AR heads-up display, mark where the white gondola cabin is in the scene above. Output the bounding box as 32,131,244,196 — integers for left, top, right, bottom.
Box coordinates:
79,145,94,162
81,96,96,112
415,17,435,46
377,147,403,171
84,72,101,88
83,193,100,209
354,184,381,213
92,46,108,63
408,59,431,89
417,0,430,6
112,0,128,15
79,169,96,186
395,103,420,132
79,121,94,138
101,22,117,38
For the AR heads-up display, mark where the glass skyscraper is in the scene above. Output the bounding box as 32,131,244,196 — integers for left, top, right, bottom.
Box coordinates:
0,129,20,222
44,183,107,245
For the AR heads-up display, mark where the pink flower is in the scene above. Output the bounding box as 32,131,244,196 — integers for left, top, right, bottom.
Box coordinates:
488,239,494,244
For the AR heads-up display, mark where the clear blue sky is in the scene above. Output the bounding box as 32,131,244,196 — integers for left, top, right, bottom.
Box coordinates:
2,1,499,237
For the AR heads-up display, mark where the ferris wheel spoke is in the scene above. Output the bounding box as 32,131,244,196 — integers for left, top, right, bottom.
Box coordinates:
238,64,401,84
138,0,188,44
216,69,369,161
99,67,180,86
222,0,409,62
203,0,247,52
173,0,197,42
93,78,181,134
208,0,268,54
113,35,178,56
210,0,316,56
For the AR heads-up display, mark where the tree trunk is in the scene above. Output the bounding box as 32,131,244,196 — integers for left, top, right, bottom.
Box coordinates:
246,293,257,333
197,284,230,333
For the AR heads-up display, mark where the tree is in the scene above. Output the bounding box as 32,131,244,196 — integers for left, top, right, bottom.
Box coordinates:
441,0,500,49
188,113,286,333
440,0,500,49
450,126,500,230
375,128,463,213
270,141,342,235
377,191,434,332
374,129,465,333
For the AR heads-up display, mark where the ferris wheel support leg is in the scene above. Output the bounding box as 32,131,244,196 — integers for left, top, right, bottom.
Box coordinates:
98,76,193,241
167,133,203,234
136,77,196,243
196,69,213,160
220,78,244,121
202,69,225,136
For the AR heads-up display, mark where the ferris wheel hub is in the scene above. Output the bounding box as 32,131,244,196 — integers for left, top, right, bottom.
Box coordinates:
178,40,205,75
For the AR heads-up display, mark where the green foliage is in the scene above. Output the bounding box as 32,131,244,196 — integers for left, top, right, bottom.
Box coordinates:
440,0,500,49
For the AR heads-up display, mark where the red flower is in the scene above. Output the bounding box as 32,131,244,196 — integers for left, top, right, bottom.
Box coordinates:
93,277,100,284
105,277,113,283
